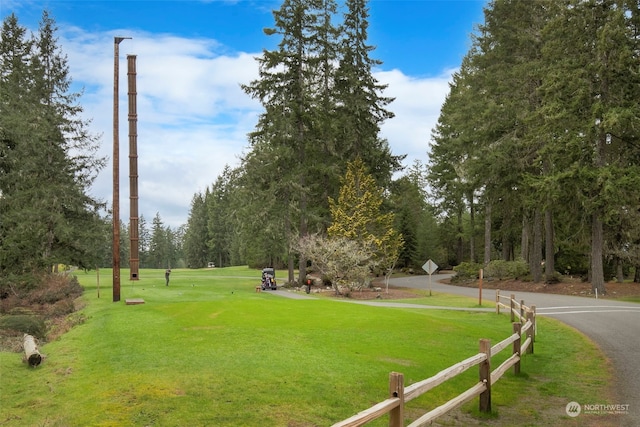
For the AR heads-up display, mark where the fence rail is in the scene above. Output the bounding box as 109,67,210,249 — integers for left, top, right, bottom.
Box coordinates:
331,292,537,427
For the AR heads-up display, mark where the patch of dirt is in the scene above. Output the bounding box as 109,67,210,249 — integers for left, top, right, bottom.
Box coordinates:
442,276,640,299
321,274,640,301
323,286,424,300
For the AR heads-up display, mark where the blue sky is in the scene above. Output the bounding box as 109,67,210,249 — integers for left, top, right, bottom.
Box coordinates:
2,0,486,227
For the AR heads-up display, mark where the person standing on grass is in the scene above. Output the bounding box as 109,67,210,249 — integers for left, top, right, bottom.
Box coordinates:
165,269,171,286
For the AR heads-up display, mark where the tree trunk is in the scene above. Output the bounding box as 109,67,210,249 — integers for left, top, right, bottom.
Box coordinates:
521,214,529,262
544,208,555,282
298,173,307,285
591,212,606,294
469,191,476,263
531,209,542,283
297,181,307,285
457,207,464,263
502,236,512,261
484,203,491,265
23,334,42,367
634,266,640,283
285,197,295,284
616,258,624,283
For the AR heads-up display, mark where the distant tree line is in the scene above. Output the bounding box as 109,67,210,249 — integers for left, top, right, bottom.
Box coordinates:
105,214,186,271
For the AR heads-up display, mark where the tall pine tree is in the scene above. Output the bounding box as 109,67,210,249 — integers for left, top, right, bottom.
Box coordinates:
0,12,104,284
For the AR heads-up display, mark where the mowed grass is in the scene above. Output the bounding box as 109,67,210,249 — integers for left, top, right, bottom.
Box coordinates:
386,291,496,309
0,267,613,426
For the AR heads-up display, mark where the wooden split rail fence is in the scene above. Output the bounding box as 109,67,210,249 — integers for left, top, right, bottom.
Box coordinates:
332,291,536,427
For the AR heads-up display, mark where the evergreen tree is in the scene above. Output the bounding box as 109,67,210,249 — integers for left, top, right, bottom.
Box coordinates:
184,193,209,268
243,0,335,282
119,219,129,268
390,160,438,269
473,0,554,281
235,144,290,269
334,0,403,186
238,0,402,280
539,0,640,293
0,14,32,174
0,14,36,277
138,214,151,268
328,158,403,286
428,55,482,265
149,213,169,269
0,12,104,285
428,0,639,292
207,166,237,268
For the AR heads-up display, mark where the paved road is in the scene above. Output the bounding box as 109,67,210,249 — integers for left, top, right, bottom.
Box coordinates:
389,274,640,426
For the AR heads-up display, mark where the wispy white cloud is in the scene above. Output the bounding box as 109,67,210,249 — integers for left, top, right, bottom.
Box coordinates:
60,29,261,227
58,28,452,228
376,68,454,169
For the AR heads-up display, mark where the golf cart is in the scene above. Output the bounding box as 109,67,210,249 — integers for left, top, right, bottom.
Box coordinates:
261,268,277,290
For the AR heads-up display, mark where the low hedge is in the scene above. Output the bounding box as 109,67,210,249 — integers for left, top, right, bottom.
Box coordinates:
452,262,483,282
453,259,530,282
484,259,529,280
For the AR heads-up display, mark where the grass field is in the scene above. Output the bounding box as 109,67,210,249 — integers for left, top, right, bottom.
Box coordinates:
0,267,614,426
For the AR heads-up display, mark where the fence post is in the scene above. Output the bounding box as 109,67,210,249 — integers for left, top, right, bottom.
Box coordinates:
389,372,404,427
513,323,522,375
520,299,525,321
531,304,537,336
510,294,515,323
479,339,492,413
526,310,535,354
496,290,500,314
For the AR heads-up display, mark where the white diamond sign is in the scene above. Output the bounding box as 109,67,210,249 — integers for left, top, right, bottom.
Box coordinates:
422,259,438,275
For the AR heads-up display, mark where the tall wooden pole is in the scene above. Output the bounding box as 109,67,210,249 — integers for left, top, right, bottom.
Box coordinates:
127,55,139,281
113,36,130,302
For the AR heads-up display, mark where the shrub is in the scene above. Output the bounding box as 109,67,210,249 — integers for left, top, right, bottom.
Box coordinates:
27,275,83,305
484,259,530,280
48,299,76,317
0,314,47,339
46,311,87,342
484,260,509,280
556,244,589,276
546,271,562,284
452,262,483,282
0,274,84,343
507,259,530,279
320,275,332,287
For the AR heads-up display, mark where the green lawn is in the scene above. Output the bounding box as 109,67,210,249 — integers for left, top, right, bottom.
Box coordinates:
0,267,613,426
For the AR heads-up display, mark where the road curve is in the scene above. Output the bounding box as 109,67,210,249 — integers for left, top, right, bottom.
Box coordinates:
389,274,640,426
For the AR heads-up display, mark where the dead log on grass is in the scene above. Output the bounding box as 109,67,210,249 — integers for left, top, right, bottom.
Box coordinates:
23,334,42,367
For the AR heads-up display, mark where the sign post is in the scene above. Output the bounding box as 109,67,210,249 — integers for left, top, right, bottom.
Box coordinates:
422,259,438,296
479,268,483,306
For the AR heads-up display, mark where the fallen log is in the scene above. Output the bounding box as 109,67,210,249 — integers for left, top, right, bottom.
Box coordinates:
23,334,42,367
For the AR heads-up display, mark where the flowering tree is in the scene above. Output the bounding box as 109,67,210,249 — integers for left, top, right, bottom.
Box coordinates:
295,234,374,295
